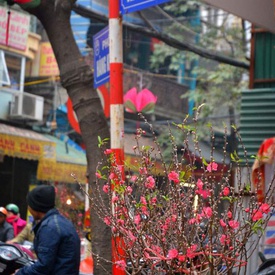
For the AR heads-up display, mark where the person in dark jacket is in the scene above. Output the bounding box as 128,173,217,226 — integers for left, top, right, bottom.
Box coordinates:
16,185,80,275
0,206,14,242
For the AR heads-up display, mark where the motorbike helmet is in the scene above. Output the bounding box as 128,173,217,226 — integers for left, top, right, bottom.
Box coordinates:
6,203,19,215
0,207,7,216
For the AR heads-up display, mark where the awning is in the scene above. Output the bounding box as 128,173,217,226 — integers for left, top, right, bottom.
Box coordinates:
37,135,87,183
0,123,87,183
202,0,275,34
0,123,55,161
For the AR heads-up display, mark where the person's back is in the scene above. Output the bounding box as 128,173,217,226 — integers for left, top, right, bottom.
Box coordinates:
16,185,80,275
34,208,80,274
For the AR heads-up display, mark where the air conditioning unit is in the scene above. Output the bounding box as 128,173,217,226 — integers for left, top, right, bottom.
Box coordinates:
9,92,44,121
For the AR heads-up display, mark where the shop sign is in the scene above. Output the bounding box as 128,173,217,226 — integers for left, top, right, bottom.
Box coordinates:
37,160,87,183
93,26,109,88
39,42,59,76
0,7,30,51
0,133,55,161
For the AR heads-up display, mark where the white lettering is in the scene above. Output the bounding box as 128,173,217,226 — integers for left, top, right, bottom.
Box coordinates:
96,56,107,77
102,37,109,50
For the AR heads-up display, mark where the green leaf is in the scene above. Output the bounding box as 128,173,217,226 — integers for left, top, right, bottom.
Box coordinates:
202,158,208,167
230,151,241,163
244,184,251,192
252,219,264,234
162,195,169,201
221,196,237,203
179,171,186,179
98,136,102,148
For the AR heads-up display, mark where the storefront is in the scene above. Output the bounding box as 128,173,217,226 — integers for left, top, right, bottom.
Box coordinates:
0,123,87,219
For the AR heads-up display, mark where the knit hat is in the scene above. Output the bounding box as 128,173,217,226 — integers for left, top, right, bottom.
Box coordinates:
27,185,55,213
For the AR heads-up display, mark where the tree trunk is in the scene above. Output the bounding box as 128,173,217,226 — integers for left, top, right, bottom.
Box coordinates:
24,0,112,273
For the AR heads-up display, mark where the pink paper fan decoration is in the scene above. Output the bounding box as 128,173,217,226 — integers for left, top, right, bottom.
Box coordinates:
124,87,157,114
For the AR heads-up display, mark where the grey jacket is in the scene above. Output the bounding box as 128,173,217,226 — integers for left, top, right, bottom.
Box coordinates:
0,220,14,242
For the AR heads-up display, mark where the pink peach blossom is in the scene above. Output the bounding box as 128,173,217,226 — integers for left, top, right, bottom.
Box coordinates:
112,196,118,203
151,197,157,205
187,244,197,259
168,171,180,184
220,234,230,245
252,210,263,221
220,219,226,227
95,172,101,179
126,186,133,194
103,184,109,193
117,219,125,226
130,175,137,182
109,172,115,180
127,230,137,243
178,255,186,262
168,249,178,259
145,176,155,189
189,218,196,224
229,220,239,229
104,216,111,226
117,165,123,173
134,214,141,225
202,207,213,218
196,188,211,199
196,179,204,189
104,149,112,155
207,162,218,172
140,196,147,205
260,203,271,214
223,187,230,196
139,167,147,175
171,215,177,222
115,260,126,271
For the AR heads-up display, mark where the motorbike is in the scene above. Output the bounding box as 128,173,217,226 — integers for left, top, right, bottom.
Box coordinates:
251,252,275,275
0,239,93,275
0,242,34,275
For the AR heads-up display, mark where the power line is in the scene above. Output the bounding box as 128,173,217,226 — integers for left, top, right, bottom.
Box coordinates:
72,4,249,70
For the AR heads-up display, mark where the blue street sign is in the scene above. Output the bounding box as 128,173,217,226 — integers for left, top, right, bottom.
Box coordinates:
120,0,171,14
93,26,110,88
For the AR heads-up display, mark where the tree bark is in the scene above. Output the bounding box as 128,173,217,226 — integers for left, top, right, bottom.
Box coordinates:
23,0,112,273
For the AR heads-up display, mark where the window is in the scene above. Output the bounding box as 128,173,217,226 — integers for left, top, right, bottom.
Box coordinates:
0,50,10,86
0,51,26,91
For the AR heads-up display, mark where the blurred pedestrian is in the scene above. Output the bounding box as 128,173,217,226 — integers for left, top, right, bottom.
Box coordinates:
7,222,34,244
0,207,14,242
16,185,80,275
6,203,27,236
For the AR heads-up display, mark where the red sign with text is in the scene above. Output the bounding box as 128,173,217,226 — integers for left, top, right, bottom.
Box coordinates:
39,42,59,76
0,7,30,51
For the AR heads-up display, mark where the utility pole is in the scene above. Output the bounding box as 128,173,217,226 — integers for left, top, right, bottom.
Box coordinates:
109,0,125,274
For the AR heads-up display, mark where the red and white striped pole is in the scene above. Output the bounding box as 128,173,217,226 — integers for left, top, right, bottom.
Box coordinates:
109,0,125,274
